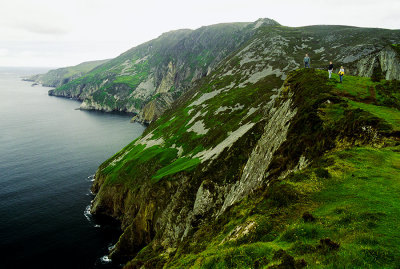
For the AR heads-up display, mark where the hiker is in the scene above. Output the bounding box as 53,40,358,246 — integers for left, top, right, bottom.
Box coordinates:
304,54,310,68
338,66,345,83
328,61,334,79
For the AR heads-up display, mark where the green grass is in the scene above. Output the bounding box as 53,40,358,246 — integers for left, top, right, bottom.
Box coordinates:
311,146,400,267
391,44,400,55
347,100,400,131
329,72,377,99
167,145,400,268
329,72,400,109
324,71,400,131
152,157,201,182
63,59,110,77
101,144,178,186
113,75,142,88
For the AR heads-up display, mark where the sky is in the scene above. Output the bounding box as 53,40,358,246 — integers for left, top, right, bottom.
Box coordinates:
0,0,399,68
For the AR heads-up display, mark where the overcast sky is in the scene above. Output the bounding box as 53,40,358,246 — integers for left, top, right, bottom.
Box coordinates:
1,0,399,67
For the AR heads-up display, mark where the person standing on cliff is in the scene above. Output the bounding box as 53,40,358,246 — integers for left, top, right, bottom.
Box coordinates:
304,54,310,68
338,66,345,83
328,61,334,79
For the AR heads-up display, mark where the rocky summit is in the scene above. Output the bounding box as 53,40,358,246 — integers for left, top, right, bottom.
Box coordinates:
83,19,400,268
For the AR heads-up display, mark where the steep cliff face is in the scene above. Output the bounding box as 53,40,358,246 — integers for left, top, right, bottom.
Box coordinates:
49,21,400,124
91,66,400,268
86,21,400,268
161,71,400,269
356,44,400,80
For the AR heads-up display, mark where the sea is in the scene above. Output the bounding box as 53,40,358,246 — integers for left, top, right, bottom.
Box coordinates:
0,67,146,268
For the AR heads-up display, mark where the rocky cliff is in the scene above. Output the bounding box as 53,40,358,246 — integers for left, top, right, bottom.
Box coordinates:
89,25,400,267
356,44,400,80
49,21,400,125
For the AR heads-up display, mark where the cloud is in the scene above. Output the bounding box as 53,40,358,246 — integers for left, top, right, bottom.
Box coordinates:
12,22,68,35
1,0,399,67
0,48,9,56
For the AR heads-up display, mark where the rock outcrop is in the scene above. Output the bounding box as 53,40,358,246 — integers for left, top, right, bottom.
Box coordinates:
131,93,175,125
356,45,400,80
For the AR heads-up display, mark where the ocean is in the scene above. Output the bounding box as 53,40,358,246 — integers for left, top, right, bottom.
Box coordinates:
0,67,146,268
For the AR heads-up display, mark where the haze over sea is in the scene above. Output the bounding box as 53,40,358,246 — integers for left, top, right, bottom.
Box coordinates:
0,67,145,268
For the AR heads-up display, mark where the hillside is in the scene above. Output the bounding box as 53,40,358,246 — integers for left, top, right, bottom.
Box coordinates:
48,20,400,125
160,70,400,268
48,19,277,123
25,59,110,87
89,49,400,269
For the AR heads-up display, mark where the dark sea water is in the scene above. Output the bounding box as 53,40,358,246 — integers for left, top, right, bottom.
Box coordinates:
0,67,146,268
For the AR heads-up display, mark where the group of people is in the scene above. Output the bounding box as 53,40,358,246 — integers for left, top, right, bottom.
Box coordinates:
303,54,345,83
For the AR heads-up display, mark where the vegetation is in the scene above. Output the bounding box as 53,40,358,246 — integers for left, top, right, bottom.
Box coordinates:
97,65,275,186
49,21,400,120
50,22,259,114
391,44,400,55
88,21,400,267
156,69,400,268
166,145,400,268
108,69,400,268
29,59,109,87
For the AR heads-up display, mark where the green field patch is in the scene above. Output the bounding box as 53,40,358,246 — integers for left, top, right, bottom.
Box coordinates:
330,73,377,99
347,100,400,131
152,157,201,182
113,74,144,89
102,145,178,186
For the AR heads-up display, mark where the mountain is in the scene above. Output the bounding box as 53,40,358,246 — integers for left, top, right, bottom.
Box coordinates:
48,19,279,123
88,20,400,268
48,20,400,125
25,59,110,87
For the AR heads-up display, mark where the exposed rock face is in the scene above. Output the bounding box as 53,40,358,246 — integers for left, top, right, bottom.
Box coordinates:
356,45,400,80
89,69,317,268
219,95,297,214
132,93,175,124
157,61,176,94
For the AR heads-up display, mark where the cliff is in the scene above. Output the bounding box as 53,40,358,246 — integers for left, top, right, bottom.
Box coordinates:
356,44,400,80
90,58,400,269
48,20,400,124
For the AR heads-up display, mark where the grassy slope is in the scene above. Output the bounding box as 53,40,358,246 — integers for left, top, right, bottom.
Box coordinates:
37,59,109,86
62,59,111,77
96,60,279,189
155,70,400,268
